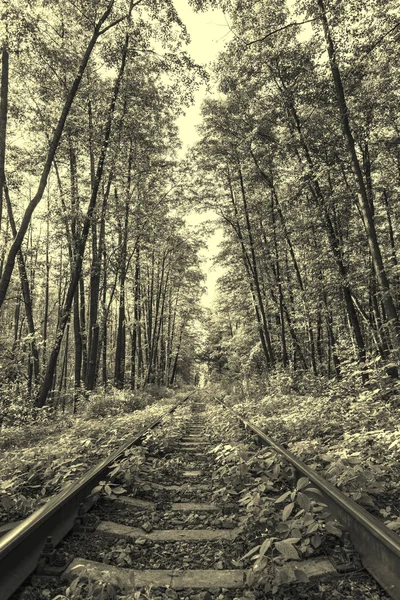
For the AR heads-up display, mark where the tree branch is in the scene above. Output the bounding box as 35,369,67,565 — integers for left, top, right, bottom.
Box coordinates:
246,18,320,46
99,15,128,35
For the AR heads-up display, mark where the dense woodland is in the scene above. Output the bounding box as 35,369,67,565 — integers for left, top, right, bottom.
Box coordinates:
194,0,400,396
0,0,205,418
1,0,400,422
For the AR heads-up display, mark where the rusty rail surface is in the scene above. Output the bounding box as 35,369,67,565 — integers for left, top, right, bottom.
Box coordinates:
0,392,194,600
217,398,400,600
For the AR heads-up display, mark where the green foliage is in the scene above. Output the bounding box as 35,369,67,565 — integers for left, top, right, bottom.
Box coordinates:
201,402,343,593
224,367,400,511
0,393,182,523
54,562,157,599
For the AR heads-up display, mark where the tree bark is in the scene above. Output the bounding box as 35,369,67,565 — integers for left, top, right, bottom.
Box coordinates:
4,183,40,386
86,171,112,390
0,48,9,239
237,166,275,363
225,171,271,366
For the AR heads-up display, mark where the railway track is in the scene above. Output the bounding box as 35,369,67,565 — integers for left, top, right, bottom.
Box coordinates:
0,392,398,600
0,394,192,600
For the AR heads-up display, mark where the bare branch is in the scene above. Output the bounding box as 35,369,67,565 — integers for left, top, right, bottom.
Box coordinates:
99,0,144,35
99,15,128,35
246,18,320,46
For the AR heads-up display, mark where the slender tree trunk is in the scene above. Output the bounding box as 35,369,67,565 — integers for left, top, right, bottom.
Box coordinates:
42,192,50,367
68,140,83,394
382,188,399,298
86,172,112,390
58,323,69,398
317,0,400,349
4,183,40,386
270,196,288,367
114,195,128,387
146,255,166,384
86,98,101,390
0,48,9,241
323,292,341,378
225,170,271,366
35,25,130,407
131,244,140,390
238,167,275,362
170,323,184,385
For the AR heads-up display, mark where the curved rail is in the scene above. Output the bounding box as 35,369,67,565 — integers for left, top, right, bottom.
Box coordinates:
217,398,400,600
0,392,194,600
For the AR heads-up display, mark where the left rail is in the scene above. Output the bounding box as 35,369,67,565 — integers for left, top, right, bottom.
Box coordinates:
0,392,193,600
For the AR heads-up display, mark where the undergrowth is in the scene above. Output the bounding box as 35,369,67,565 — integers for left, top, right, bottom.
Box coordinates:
199,403,344,593
0,387,193,524
219,365,400,531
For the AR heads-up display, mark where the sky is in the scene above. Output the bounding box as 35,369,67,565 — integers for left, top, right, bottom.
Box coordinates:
172,0,230,307
173,1,230,151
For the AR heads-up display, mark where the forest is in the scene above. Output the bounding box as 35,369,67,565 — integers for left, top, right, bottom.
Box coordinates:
1,0,400,417
1,3,400,599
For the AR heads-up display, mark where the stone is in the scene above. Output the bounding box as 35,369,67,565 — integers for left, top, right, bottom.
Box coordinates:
171,502,218,512
180,442,208,446
141,522,153,533
103,496,155,509
139,482,208,491
276,558,337,583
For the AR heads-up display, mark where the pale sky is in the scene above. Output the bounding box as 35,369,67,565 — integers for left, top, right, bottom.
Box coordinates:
174,0,231,151
173,0,229,307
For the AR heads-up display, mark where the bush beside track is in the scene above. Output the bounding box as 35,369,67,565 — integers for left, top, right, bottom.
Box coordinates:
219,373,400,531
0,387,194,525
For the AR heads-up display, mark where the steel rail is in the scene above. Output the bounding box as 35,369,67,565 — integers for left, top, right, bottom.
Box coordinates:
217,398,400,600
0,392,194,600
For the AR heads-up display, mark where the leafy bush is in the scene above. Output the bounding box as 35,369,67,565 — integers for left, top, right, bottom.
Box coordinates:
221,364,400,514
0,391,189,524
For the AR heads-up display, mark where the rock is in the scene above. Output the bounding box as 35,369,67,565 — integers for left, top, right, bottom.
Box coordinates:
190,593,205,600
134,537,147,545
221,519,236,529
141,521,153,533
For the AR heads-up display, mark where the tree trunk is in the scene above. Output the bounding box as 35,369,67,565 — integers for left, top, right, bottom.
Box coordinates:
170,323,184,385
0,48,9,240
131,244,140,390
4,183,40,386
270,196,288,367
86,172,112,390
35,24,130,407
238,167,275,363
